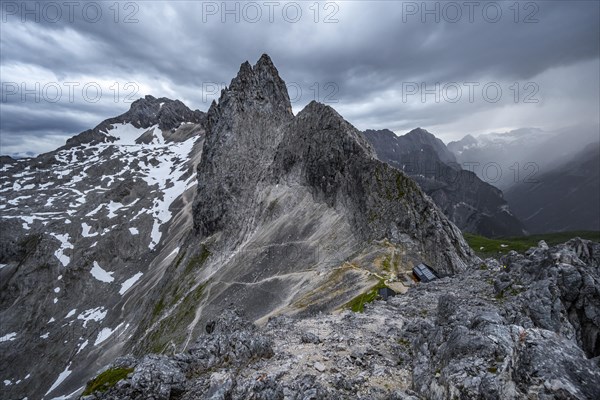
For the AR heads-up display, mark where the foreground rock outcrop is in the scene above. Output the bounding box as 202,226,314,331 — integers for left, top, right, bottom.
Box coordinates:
84,239,600,400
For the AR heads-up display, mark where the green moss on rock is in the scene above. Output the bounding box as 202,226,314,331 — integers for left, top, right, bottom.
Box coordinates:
395,173,405,198
184,246,211,275
141,283,207,354
344,280,387,313
82,367,133,395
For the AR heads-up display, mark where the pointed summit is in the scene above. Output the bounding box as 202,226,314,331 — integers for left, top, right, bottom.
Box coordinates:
215,54,292,119
195,55,294,237
236,60,253,78
296,101,373,155
254,53,281,80
256,53,276,69
297,100,342,120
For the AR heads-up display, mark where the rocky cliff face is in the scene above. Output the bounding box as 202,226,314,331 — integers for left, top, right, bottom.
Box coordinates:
82,239,600,400
273,105,473,270
0,97,206,399
364,129,526,237
193,54,294,240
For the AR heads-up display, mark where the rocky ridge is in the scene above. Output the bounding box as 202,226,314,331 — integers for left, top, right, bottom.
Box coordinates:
121,57,476,386
64,95,205,149
364,128,526,237
83,238,600,400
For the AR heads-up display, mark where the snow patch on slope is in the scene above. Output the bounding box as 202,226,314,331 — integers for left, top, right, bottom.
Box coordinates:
119,272,143,295
44,362,72,396
0,332,17,342
106,123,158,145
50,233,73,267
90,261,114,283
77,307,107,327
94,323,124,346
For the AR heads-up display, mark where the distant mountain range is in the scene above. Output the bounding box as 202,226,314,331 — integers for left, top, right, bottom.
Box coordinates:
2,151,37,159
505,142,600,233
448,126,600,190
364,128,525,237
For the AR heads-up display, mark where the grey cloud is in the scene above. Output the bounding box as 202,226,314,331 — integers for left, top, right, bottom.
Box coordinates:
1,0,599,154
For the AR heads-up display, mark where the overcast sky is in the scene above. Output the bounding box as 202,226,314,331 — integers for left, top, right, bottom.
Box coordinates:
1,0,599,155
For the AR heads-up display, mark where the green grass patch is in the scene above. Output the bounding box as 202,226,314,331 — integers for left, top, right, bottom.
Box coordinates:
344,280,387,313
139,283,206,355
395,173,406,198
184,246,211,275
375,166,383,186
82,367,133,395
464,231,600,258
368,211,379,223
152,297,165,319
381,255,392,272
173,250,187,269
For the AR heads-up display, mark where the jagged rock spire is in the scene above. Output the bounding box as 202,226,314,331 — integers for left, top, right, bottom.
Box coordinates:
209,54,293,125
195,54,294,238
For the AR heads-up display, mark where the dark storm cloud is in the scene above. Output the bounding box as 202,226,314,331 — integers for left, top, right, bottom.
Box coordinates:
1,0,599,154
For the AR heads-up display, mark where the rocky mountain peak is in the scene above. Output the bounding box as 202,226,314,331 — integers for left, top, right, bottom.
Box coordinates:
298,100,349,128
447,133,478,153
2,54,598,400
291,100,375,159
363,127,526,237
462,133,477,143
195,55,295,238
298,99,340,118
194,56,475,274
237,60,253,77
406,126,429,136
405,127,440,145
403,127,456,164
62,95,205,149
114,95,205,131
363,128,397,139
212,54,292,122
254,53,281,78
